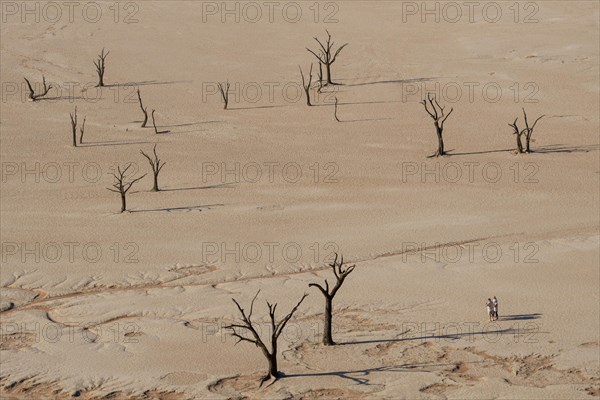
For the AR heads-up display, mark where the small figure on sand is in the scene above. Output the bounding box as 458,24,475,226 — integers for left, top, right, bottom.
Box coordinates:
492,296,499,320
486,298,494,321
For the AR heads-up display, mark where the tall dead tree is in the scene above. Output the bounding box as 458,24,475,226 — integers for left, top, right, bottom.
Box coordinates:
24,76,52,101
218,81,230,109
309,253,355,345
225,290,308,385
94,48,109,87
299,64,313,106
421,94,454,157
69,107,78,147
522,108,544,153
150,110,170,134
106,164,146,213
137,89,149,127
306,30,348,85
508,109,544,154
79,116,86,144
140,144,165,192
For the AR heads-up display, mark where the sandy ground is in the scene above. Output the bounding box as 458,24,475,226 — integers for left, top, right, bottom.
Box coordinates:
1,1,599,398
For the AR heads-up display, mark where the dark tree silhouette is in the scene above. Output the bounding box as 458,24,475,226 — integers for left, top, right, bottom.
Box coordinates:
306,30,348,85
94,48,109,87
24,76,52,101
107,164,146,213
421,94,454,157
299,64,313,106
508,109,545,154
69,107,78,147
150,110,170,134
140,144,165,192
333,96,340,122
79,116,86,144
309,253,355,345
218,81,230,109
137,89,149,128
225,290,308,385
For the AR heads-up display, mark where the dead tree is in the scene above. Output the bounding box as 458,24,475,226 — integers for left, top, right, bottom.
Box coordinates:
93,48,109,87
137,89,149,127
69,107,78,147
421,94,454,157
150,110,170,134
306,30,348,85
24,76,52,101
317,61,324,92
79,116,86,144
140,144,165,192
333,96,340,122
225,290,308,385
522,108,544,153
508,109,545,154
309,253,355,345
299,64,313,106
106,164,146,213
217,81,230,109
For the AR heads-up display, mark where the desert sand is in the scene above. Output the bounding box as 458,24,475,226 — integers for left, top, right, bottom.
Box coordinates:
1,1,599,399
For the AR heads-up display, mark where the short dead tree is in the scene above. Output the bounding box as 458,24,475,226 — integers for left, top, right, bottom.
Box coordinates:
140,144,165,192
79,116,86,144
151,110,170,134
333,96,340,122
421,94,454,157
306,30,348,85
299,64,313,106
24,76,52,101
225,290,308,385
93,48,109,87
317,61,324,92
137,89,149,127
217,81,230,109
309,253,355,345
107,164,146,213
509,108,545,153
69,107,78,147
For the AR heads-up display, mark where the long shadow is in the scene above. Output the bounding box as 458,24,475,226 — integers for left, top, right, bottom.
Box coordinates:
340,327,546,346
104,80,191,88
499,313,542,321
313,100,400,107
228,104,286,110
341,117,392,123
80,140,153,148
531,144,599,154
344,77,440,87
129,204,224,213
156,121,222,128
448,148,515,156
282,361,470,385
160,184,234,192
38,96,84,101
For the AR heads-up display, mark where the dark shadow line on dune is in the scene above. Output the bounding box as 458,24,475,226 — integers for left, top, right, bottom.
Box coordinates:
104,80,192,88
156,121,222,128
344,77,440,87
161,184,235,192
341,117,392,123
129,204,224,213
530,144,599,154
80,141,153,148
499,313,542,321
447,148,515,156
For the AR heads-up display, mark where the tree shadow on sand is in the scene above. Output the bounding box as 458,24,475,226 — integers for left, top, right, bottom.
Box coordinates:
160,183,234,192
128,204,224,213
281,360,486,385
340,326,547,347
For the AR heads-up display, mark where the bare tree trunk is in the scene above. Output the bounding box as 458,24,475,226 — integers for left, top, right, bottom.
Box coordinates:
435,123,444,156
120,192,126,213
69,107,78,147
323,296,334,345
137,89,148,128
334,97,340,122
421,94,453,158
309,253,355,346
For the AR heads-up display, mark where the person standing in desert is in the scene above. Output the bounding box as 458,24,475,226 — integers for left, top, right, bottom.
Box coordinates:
486,298,494,322
492,296,499,320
